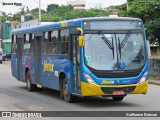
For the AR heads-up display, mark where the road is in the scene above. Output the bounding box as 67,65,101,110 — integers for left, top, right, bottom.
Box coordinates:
0,61,160,119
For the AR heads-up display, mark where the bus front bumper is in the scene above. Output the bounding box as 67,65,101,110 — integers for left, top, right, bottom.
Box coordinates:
81,81,148,96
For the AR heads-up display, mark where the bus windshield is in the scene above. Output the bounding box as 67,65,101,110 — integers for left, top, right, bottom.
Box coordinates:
84,32,146,71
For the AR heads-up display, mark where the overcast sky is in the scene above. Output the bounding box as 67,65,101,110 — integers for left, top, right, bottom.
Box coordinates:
0,0,127,14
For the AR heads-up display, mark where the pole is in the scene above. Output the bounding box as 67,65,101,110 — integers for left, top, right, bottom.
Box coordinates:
127,0,129,11
39,0,41,25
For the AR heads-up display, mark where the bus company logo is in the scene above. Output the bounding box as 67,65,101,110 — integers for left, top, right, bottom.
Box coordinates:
117,80,120,84
43,60,54,72
102,80,114,85
2,112,11,117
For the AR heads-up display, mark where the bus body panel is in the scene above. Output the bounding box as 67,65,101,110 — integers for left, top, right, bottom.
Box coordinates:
39,56,71,90
11,54,19,80
0,48,3,63
21,54,36,83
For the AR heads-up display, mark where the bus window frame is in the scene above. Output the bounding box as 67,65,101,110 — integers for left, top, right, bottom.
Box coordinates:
41,29,59,56
59,29,70,55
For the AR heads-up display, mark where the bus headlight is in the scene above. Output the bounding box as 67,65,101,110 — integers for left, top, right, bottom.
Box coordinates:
84,73,97,85
139,72,148,84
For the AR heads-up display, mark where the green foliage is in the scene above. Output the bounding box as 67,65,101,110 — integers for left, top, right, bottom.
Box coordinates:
20,6,25,15
118,0,160,47
31,8,46,17
12,13,21,22
42,4,110,21
46,4,59,13
0,16,6,22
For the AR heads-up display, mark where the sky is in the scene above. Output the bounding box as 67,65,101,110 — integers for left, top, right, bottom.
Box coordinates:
0,0,127,14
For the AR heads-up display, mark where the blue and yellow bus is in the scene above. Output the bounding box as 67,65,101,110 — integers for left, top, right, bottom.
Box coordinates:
11,16,148,102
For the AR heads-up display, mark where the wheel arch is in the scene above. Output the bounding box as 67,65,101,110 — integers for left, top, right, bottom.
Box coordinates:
25,67,30,82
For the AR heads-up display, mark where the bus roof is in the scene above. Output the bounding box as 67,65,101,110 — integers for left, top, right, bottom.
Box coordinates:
12,16,142,34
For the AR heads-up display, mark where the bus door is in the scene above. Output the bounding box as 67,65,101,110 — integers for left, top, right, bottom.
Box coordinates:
33,31,43,84
16,34,23,80
71,34,81,93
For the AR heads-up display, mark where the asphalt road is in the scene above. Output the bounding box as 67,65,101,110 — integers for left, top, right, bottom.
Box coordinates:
0,61,160,120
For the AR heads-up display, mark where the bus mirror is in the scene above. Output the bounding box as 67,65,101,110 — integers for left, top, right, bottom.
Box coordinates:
78,36,84,46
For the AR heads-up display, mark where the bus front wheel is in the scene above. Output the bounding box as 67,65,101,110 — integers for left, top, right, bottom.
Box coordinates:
26,71,36,91
112,96,124,101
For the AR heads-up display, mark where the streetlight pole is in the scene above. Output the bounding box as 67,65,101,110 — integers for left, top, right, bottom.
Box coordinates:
127,0,129,11
38,0,41,25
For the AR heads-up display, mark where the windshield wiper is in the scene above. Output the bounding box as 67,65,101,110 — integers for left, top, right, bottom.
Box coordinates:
118,37,121,59
98,32,114,59
120,31,130,48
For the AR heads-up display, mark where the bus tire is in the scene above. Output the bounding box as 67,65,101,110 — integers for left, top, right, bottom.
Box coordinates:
26,71,36,91
112,96,124,101
62,78,75,103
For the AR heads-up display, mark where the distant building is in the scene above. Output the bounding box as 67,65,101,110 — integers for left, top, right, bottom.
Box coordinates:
21,19,38,28
1,21,12,53
21,13,35,23
112,9,119,15
67,0,86,9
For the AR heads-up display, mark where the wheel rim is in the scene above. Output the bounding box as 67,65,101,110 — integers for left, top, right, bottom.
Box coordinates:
63,84,69,96
63,81,71,100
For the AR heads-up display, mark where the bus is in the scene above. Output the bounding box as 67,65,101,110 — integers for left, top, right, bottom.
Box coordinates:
11,16,148,102
0,48,3,63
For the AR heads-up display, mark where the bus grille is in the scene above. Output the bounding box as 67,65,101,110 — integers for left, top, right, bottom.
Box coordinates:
101,86,136,94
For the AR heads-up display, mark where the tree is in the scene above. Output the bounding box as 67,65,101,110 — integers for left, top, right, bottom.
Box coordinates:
119,0,160,47
31,8,46,16
12,13,21,22
20,6,25,15
26,6,30,13
46,4,59,13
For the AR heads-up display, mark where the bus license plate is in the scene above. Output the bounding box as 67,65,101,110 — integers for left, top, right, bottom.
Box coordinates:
113,90,124,95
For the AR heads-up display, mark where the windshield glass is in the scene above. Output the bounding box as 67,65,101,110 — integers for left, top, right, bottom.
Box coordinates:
84,32,146,70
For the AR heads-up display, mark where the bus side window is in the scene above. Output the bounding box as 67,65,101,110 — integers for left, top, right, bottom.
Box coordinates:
59,29,69,54
12,35,17,53
30,33,34,54
23,34,30,54
41,32,48,55
47,30,58,55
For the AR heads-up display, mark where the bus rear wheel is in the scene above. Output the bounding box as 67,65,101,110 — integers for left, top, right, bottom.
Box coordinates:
62,78,75,103
112,96,124,101
26,71,36,91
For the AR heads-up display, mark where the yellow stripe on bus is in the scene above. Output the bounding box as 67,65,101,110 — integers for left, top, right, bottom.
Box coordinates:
81,81,148,96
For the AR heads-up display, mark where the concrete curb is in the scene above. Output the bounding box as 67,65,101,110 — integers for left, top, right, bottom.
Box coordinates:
149,81,160,85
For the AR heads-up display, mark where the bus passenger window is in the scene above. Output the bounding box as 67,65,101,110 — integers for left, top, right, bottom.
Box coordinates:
60,29,69,54
44,32,49,42
51,31,58,42
12,35,17,53
30,34,34,54
41,43,47,55
23,34,31,54
48,43,57,55
47,30,58,55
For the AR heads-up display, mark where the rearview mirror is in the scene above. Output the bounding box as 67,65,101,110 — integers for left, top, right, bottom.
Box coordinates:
78,36,84,46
